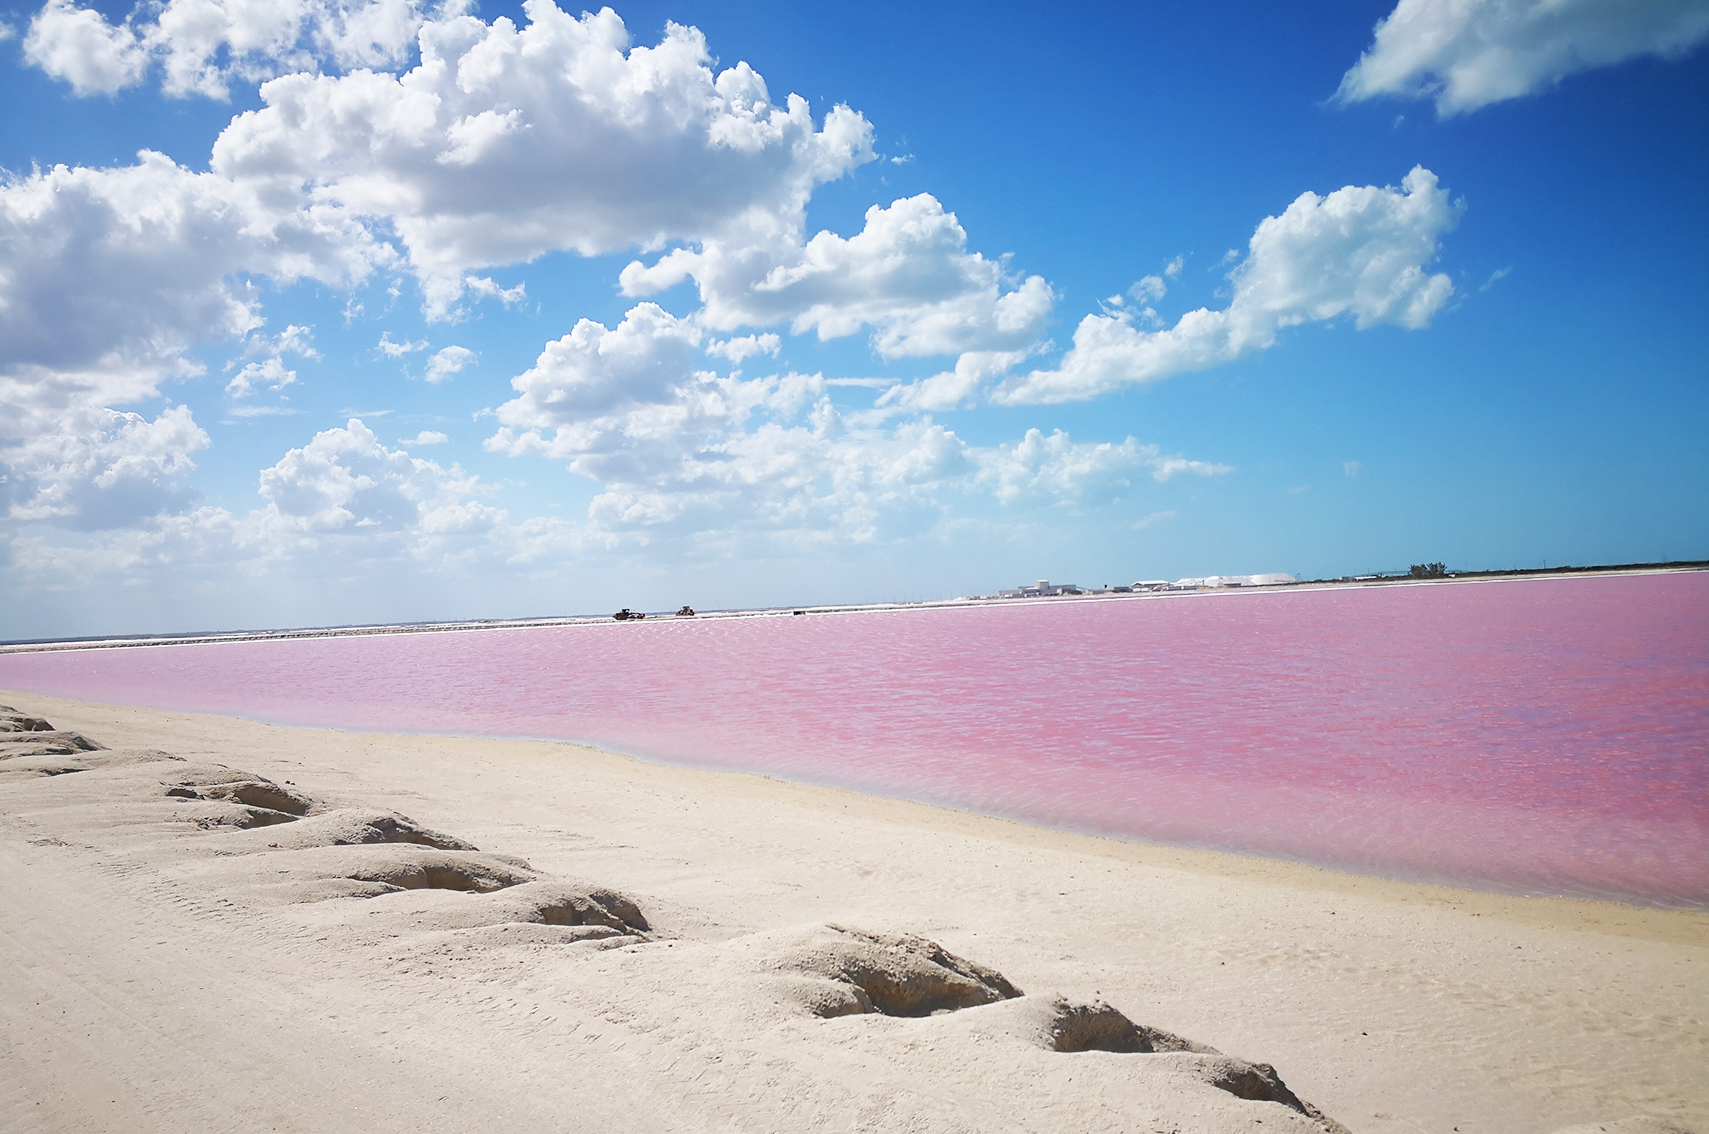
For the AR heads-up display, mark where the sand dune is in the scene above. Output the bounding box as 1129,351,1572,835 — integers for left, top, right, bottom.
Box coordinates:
2,692,1703,1133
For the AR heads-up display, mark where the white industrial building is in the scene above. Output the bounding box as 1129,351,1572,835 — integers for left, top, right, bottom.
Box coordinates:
996,579,1082,598
1167,573,1297,590
994,574,1298,599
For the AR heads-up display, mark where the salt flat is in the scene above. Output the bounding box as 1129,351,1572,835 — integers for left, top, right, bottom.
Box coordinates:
2,690,1702,1133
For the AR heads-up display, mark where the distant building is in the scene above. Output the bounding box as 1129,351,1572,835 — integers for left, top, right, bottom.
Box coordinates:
996,573,1295,599
1170,573,1296,590
997,579,1081,598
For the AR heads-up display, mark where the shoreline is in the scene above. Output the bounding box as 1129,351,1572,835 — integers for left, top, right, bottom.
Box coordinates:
3,562,1703,655
5,689,1705,917
4,689,1705,1132
9,688,1706,943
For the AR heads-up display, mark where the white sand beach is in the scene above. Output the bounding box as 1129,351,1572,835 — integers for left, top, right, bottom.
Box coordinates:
2,689,1703,1134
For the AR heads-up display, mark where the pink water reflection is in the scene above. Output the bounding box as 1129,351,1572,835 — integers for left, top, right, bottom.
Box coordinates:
4,573,1704,906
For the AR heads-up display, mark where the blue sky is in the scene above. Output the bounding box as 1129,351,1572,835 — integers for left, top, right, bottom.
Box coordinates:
1,0,1705,637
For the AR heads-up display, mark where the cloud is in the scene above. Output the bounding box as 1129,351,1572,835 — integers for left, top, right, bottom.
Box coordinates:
993,167,1460,405
877,349,1033,413
977,430,1229,508
209,3,876,319
245,324,319,359
23,0,449,99
425,345,476,384
620,193,1053,358
1129,274,1168,304
7,3,1046,564
705,333,781,363
225,356,298,399
3,3,1263,594
0,152,382,392
1130,509,1176,530
226,327,318,402
1481,265,1513,290
2,404,209,530
483,304,1228,547
461,276,526,310
254,418,502,543
377,332,428,357
0,152,371,403
22,0,149,95
491,304,709,441
1344,460,1361,477
221,328,317,412
1337,0,1709,116
0,151,385,539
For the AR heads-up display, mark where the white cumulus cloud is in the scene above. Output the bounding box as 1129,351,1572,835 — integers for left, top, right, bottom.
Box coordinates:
2,404,210,530
0,151,383,536
255,417,501,542
705,333,781,363
483,304,1228,547
23,0,449,99
620,193,1053,359
994,167,1460,405
22,0,149,95
977,429,1230,508
424,345,476,384
877,349,1033,413
1337,0,1709,116
0,152,380,394
208,3,876,319
4,2,1286,591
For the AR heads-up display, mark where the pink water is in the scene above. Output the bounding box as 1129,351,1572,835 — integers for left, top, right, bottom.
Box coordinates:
3,574,1705,906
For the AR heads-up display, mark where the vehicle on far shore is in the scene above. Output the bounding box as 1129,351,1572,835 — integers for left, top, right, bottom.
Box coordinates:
612,608,646,621
675,606,696,617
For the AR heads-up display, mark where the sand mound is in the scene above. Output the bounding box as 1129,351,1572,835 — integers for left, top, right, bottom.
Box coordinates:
222,808,478,851
0,707,55,732
912,996,1348,1131
0,746,185,780
166,779,314,815
0,755,92,778
163,771,316,816
1148,1052,1349,1130
318,879,651,934
194,803,306,829
0,706,106,754
196,843,541,903
502,880,650,933
982,994,1215,1054
143,764,323,830
733,923,1022,1017
64,748,185,768
0,729,107,755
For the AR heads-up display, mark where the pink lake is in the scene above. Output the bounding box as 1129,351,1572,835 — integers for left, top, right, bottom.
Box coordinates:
3,573,1705,907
